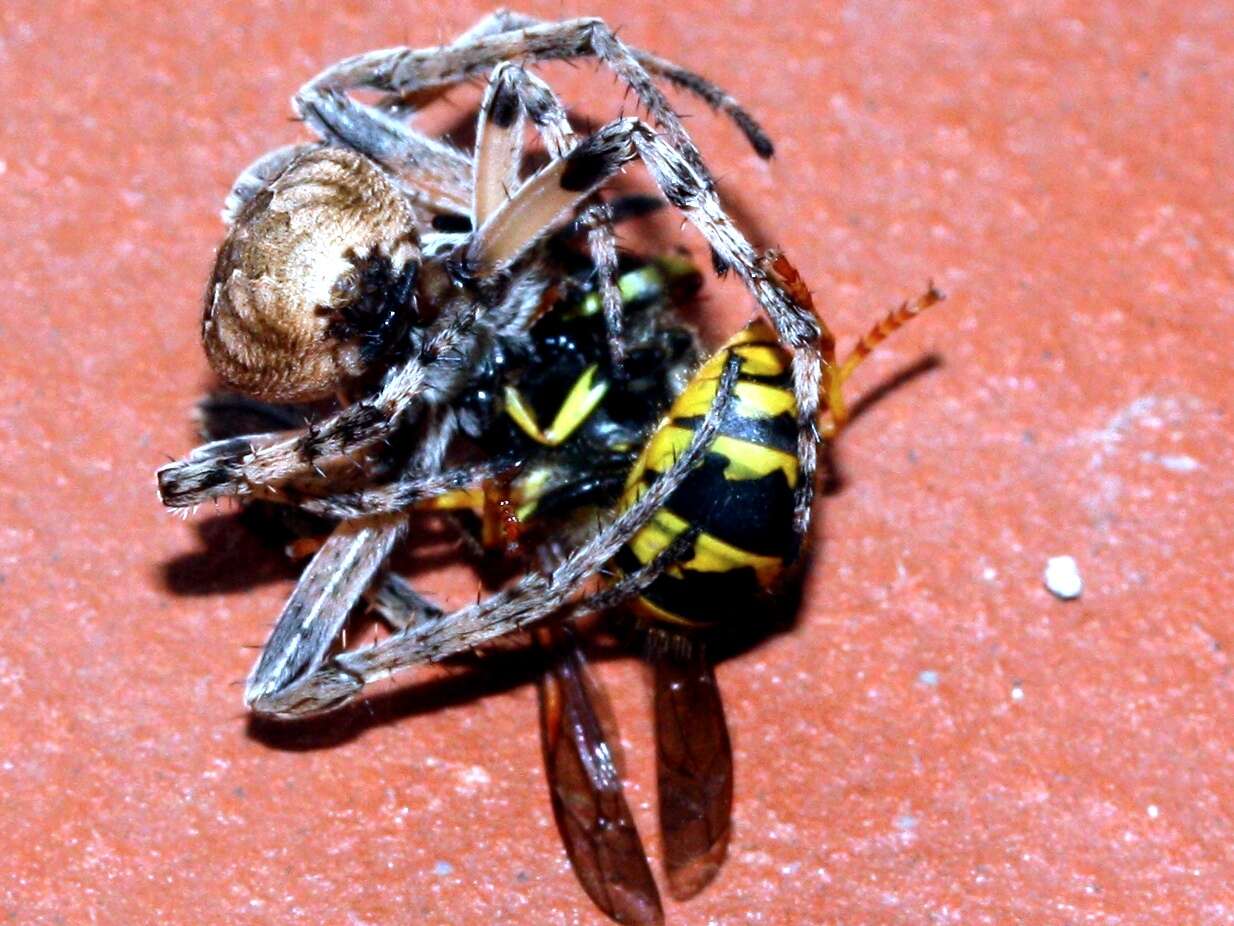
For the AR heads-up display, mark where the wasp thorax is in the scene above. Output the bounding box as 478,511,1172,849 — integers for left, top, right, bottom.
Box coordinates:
203,147,421,402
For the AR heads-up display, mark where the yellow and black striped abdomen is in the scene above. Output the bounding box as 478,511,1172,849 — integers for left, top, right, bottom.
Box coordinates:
613,320,801,629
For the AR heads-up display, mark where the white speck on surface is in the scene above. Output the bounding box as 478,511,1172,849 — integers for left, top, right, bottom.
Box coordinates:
1159,453,1199,472
1147,804,1160,819
1011,684,1025,702
1140,450,1200,472
894,814,919,831
917,669,940,687
981,566,998,582
433,860,454,876
1044,555,1083,600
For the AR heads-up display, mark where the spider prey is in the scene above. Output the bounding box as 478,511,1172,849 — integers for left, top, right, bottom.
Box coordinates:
157,10,940,923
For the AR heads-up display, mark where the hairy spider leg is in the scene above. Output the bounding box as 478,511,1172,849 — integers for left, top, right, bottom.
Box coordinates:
244,354,741,719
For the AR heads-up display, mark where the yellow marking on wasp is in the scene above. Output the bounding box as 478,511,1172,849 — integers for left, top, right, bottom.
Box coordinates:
673,380,795,419
628,506,692,567
734,381,796,417
621,325,799,493
421,487,485,512
623,491,785,585
672,374,795,420
626,594,707,628
712,436,798,483
729,320,777,345
577,265,663,317
732,344,788,377
569,257,698,319
685,531,785,585
504,387,546,444
619,473,646,508
412,466,554,521
668,376,721,419
640,426,797,483
514,466,553,521
504,365,609,446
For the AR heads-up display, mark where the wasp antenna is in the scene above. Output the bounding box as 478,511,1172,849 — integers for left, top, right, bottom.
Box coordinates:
836,286,944,387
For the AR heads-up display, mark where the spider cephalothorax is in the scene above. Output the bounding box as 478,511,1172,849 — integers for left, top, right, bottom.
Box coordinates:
157,12,941,924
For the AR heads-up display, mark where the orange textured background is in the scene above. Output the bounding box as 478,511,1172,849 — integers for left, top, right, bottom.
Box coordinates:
2,2,1233,924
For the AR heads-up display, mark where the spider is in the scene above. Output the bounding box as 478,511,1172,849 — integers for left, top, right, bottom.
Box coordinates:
157,10,837,719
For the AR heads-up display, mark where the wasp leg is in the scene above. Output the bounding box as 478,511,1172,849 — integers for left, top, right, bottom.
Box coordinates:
539,630,663,925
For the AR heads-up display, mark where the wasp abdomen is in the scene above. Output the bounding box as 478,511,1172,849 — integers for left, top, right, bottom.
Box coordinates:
615,321,801,629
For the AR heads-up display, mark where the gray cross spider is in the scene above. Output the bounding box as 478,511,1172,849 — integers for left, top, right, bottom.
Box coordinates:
157,10,837,720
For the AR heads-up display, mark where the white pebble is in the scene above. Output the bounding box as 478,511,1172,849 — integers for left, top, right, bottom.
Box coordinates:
1159,454,1199,473
1044,556,1083,600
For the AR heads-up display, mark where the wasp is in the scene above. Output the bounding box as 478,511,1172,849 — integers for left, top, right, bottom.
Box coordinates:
418,251,937,923
196,247,937,923
157,13,940,923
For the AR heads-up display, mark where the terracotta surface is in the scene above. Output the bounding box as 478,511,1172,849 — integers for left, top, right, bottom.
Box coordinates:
3,2,1233,924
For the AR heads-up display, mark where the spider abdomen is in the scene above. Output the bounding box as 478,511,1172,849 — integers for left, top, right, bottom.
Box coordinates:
614,321,802,629
203,147,420,402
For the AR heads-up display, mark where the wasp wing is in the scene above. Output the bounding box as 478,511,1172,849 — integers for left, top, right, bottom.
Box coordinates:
654,643,733,900
539,638,664,926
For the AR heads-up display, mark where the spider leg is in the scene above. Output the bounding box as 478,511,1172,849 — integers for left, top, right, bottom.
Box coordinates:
368,572,445,632
245,516,406,714
221,143,319,225
296,16,773,185
292,458,516,520
156,293,485,507
297,88,473,215
291,14,553,217
244,407,462,717
460,115,827,539
472,62,629,360
154,267,559,509
471,10,775,157
245,353,741,719
160,24,789,510
471,65,526,227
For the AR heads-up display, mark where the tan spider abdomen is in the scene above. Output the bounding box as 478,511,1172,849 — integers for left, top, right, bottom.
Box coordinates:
203,147,420,402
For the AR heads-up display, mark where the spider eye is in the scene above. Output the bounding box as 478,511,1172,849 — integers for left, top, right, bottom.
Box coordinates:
202,148,420,403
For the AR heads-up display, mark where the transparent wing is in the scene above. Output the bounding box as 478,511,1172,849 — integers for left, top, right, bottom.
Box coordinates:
654,642,733,900
539,635,664,926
